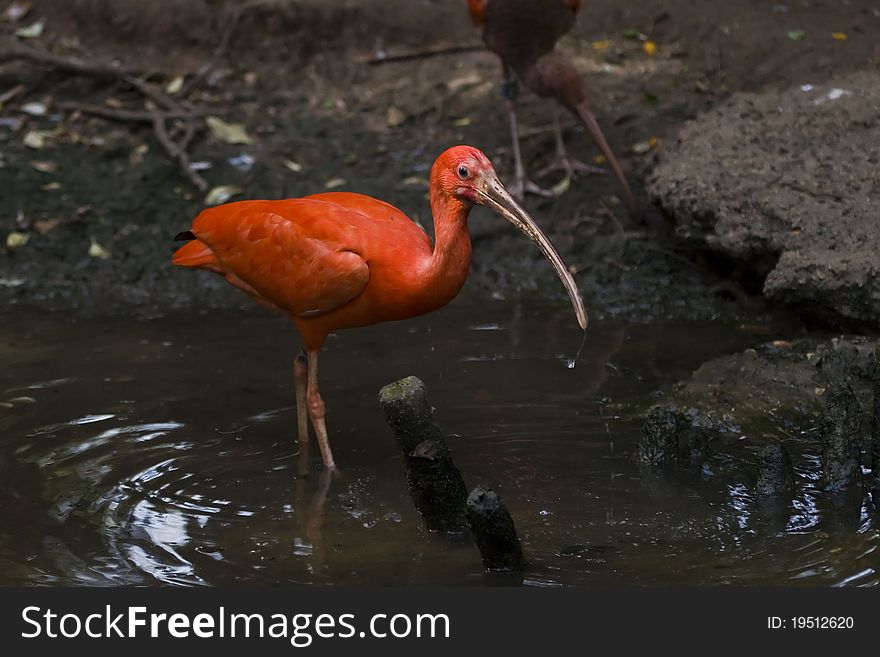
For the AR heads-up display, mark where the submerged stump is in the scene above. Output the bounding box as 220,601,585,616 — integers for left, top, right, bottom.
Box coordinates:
466,486,525,571
639,405,681,466
379,376,468,532
870,351,880,480
639,405,712,469
756,443,796,498
819,380,863,491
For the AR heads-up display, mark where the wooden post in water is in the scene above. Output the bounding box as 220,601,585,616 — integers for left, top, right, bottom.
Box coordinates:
378,376,468,532
379,376,525,571
466,486,525,571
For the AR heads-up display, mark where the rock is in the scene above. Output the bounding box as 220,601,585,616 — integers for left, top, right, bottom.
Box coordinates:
648,71,880,327
819,381,864,491
466,486,525,571
635,337,878,499
379,376,468,533
756,443,796,497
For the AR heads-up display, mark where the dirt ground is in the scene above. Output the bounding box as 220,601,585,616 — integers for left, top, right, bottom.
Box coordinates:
1,0,877,321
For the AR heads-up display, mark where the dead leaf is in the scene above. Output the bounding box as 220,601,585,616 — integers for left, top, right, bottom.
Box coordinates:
23,129,52,149
34,218,60,234
204,185,243,205
282,159,303,173
453,117,471,127
324,178,346,189
20,101,46,116
88,238,110,259
591,40,611,51
832,32,848,41
2,1,31,23
6,231,29,249
643,40,657,56
0,277,25,287
206,116,254,145
14,18,42,38
165,75,184,95
445,72,482,92
550,175,571,196
386,106,405,128
631,137,658,154
129,143,148,165
402,176,429,187
30,160,56,173
41,181,60,191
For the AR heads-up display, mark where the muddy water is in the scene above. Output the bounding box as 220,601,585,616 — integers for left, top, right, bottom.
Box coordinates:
1,300,877,586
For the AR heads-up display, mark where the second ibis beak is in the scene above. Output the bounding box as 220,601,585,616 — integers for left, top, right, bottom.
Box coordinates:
476,174,589,330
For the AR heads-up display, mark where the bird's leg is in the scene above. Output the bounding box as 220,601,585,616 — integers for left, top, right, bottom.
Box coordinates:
306,350,336,470
294,350,310,475
502,66,555,201
537,105,609,179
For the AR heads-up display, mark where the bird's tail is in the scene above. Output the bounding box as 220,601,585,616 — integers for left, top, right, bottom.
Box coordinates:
573,101,639,218
172,236,217,268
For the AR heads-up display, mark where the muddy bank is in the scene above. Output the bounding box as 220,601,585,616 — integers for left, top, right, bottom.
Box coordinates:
649,71,880,328
636,336,880,528
3,1,878,320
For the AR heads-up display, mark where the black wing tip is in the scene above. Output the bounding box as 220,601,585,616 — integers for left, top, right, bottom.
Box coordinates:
174,230,196,242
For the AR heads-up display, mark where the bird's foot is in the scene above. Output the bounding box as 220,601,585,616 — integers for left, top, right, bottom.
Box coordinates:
508,176,557,202
537,155,609,180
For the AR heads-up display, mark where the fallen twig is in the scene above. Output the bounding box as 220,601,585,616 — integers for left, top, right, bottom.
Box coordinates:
359,43,485,65
0,40,143,78
0,83,25,105
58,101,196,123
152,114,208,192
2,38,215,191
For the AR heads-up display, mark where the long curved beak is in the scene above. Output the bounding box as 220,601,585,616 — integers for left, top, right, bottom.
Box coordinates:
476,174,588,330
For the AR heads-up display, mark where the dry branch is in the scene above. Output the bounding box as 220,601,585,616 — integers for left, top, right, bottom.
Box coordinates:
57,101,195,123
360,43,485,65
0,39,215,191
152,115,209,192
0,40,142,78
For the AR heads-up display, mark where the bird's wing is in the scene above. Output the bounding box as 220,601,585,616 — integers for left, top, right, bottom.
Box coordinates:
467,0,488,25
191,199,371,318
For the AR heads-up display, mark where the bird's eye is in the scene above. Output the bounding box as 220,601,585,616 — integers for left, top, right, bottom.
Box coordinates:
457,165,470,180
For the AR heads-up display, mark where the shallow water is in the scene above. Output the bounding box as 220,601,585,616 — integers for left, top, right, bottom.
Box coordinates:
1,299,877,586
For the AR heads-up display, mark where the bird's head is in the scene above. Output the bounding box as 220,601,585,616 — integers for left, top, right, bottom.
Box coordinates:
431,145,588,331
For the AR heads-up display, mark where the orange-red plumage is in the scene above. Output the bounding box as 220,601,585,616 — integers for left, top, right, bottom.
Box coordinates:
171,238,216,268
172,146,586,469
172,150,483,351
467,0,487,24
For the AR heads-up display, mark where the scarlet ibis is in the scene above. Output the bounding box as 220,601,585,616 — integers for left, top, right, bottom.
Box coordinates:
173,145,587,470
467,0,638,214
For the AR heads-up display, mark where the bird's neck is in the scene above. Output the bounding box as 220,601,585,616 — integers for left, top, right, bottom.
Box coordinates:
520,51,588,109
421,190,473,309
